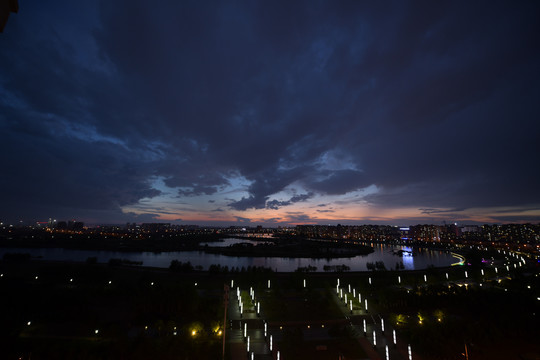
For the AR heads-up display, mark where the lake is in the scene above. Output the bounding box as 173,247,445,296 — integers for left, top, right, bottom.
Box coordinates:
0,238,460,272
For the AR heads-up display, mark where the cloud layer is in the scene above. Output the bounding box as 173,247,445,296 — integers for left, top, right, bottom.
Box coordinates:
1,0,539,225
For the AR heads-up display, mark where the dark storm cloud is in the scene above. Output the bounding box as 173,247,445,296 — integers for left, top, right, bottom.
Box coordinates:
285,212,315,223
1,0,539,224
0,114,160,220
305,169,369,195
266,193,313,210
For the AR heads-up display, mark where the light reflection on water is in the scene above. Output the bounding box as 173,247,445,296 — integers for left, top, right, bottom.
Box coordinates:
0,238,456,272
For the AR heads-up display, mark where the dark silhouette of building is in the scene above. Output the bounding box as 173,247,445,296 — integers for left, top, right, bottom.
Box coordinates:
0,0,18,32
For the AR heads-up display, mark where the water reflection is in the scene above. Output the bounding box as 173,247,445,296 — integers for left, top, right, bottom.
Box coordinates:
0,239,456,272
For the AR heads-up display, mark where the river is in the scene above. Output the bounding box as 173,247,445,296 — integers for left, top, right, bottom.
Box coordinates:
0,238,460,272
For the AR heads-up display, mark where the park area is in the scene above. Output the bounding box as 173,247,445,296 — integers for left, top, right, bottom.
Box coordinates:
0,254,539,359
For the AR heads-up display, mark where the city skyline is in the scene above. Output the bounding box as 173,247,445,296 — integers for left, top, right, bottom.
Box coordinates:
1,1,540,227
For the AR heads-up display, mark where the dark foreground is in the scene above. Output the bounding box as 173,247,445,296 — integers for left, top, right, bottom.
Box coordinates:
0,256,539,360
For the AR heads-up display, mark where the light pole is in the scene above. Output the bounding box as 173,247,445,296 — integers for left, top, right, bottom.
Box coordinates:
222,284,229,360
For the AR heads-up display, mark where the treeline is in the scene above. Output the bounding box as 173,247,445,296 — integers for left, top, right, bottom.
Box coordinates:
365,261,404,271
323,264,351,272
168,260,274,273
208,264,274,274
366,261,387,271
295,264,352,272
295,265,318,272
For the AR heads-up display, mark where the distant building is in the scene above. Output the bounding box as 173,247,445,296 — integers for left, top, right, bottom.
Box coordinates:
140,223,171,232
399,227,410,240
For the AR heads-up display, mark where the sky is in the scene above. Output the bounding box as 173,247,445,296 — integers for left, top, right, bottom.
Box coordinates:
1,1,540,227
